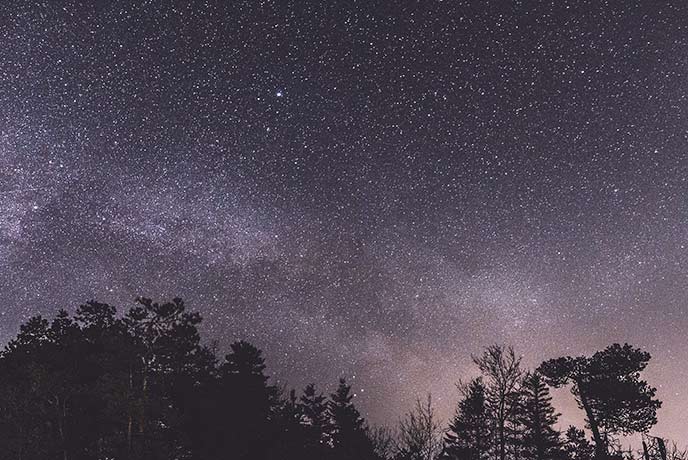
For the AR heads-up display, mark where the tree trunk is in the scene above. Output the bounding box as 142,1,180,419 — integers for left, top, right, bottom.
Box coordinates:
127,365,133,453
138,357,149,459
140,366,148,434
657,438,667,460
534,392,543,460
642,440,650,460
575,379,605,459
498,399,506,460
62,397,68,460
54,395,68,460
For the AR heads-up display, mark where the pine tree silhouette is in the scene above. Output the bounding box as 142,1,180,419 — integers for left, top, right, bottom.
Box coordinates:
329,378,380,460
538,344,662,458
516,372,564,460
211,340,280,460
0,300,674,460
301,383,333,458
441,378,491,460
563,427,595,460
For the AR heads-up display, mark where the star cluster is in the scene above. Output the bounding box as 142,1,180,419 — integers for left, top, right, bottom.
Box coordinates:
1,0,687,440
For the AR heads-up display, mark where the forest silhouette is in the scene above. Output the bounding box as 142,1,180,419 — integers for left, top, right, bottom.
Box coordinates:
0,297,682,460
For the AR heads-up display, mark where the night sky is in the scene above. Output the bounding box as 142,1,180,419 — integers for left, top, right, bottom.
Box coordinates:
1,0,687,441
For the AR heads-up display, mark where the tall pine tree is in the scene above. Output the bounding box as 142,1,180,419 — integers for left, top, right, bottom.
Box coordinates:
192,340,280,460
516,372,564,460
563,427,595,460
328,378,379,460
301,383,332,458
267,389,309,460
538,344,661,458
442,378,491,460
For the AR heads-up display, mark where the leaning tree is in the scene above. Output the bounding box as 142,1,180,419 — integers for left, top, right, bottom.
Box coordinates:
537,343,661,459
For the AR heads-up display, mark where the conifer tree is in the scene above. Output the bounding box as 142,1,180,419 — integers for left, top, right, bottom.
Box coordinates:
301,383,332,457
563,427,595,460
267,389,309,460
538,343,661,458
192,340,280,460
442,378,491,460
328,378,380,460
516,372,564,460
123,297,206,459
223,341,280,459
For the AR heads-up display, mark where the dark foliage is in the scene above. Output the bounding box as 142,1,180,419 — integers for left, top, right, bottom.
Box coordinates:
515,372,564,460
0,299,382,460
441,378,491,460
0,299,669,460
538,344,661,459
329,378,381,460
563,427,596,460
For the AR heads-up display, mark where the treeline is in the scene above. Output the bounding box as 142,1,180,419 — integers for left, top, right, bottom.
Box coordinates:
0,297,681,460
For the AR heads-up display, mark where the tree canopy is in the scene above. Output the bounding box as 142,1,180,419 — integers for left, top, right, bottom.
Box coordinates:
0,298,673,460
538,343,661,459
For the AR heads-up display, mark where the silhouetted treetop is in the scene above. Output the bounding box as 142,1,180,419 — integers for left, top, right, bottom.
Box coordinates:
0,299,673,460
538,343,661,459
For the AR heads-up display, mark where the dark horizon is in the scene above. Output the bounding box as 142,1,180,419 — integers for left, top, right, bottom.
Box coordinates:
0,297,671,459
1,0,687,446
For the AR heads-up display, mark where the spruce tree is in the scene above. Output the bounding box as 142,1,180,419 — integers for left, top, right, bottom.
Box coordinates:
267,389,309,460
442,378,491,460
195,340,280,460
562,427,595,460
517,372,564,460
328,378,379,460
300,383,332,457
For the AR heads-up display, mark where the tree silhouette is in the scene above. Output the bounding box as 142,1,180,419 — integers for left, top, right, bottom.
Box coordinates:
268,388,310,460
0,300,676,460
563,427,596,460
300,383,333,458
370,426,397,460
516,372,564,460
538,343,662,459
396,395,443,460
75,301,142,458
441,378,491,460
199,340,280,460
472,345,523,460
122,297,207,458
329,378,380,460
